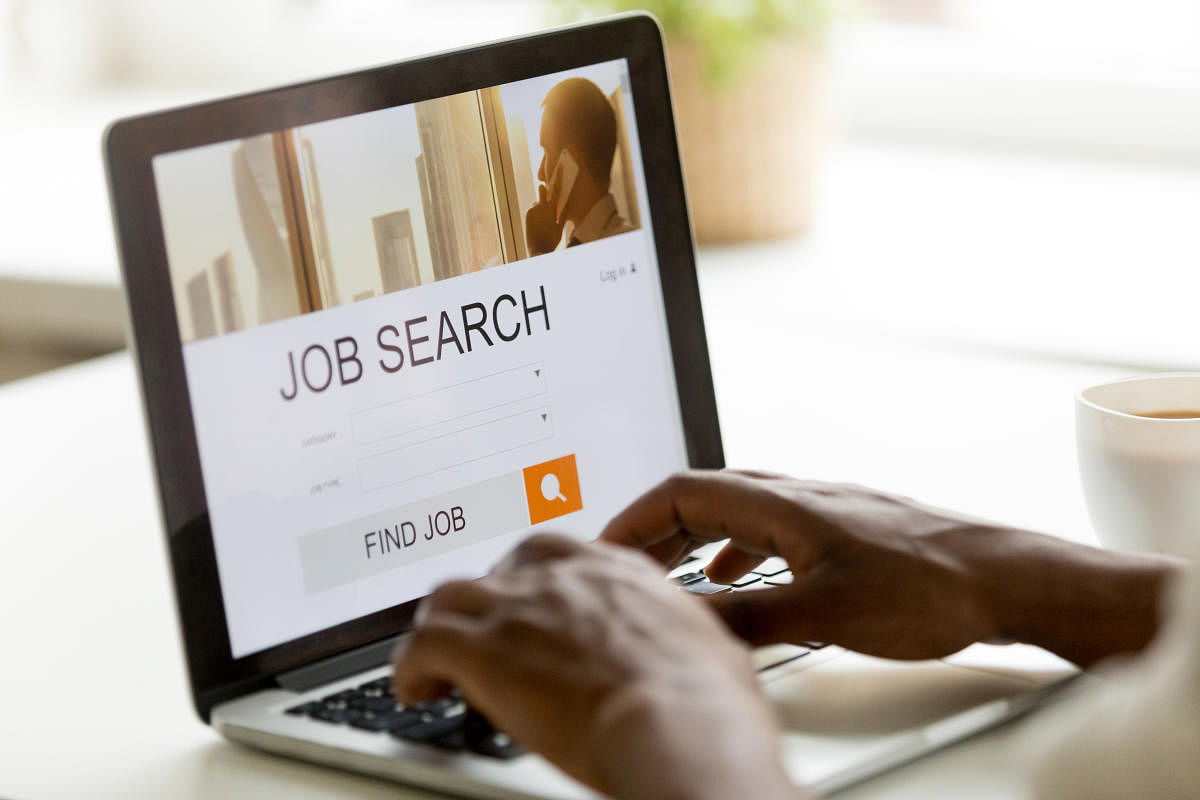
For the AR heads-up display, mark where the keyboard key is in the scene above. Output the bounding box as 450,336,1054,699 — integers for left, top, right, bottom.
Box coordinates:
351,695,400,713
413,697,460,716
764,572,794,586
672,572,707,586
752,557,789,577
285,701,324,716
394,712,467,744
802,641,828,650
358,677,392,693
469,729,526,760
429,728,468,751
464,711,526,760
730,574,761,588
311,706,361,724
348,715,401,733
321,689,363,708
349,709,424,733
682,581,731,595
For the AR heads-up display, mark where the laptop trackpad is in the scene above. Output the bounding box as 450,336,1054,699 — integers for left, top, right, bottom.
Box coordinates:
761,649,1073,791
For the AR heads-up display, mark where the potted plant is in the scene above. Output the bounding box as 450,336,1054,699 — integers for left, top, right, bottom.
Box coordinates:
550,0,839,242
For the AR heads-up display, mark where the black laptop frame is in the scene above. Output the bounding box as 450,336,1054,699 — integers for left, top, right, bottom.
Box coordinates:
103,13,723,722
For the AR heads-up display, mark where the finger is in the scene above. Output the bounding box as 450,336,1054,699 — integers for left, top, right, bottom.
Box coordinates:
591,538,680,574
707,566,872,649
492,532,586,573
422,578,509,618
538,183,547,204
726,467,791,481
391,610,479,703
705,585,821,647
703,541,766,585
642,531,702,570
599,470,823,569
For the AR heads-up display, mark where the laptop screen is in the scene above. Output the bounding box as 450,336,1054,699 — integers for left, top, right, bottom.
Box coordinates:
149,58,688,658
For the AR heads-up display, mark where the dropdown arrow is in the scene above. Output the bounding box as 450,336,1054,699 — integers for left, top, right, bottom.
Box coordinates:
541,413,548,422
535,369,541,377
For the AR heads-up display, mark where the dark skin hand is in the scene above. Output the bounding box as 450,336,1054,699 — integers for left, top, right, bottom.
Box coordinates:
600,470,1184,668
393,469,1185,799
392,534,802,800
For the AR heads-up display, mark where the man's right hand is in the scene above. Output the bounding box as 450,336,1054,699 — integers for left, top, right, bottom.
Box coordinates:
600,470,1180,666
525,184,564,256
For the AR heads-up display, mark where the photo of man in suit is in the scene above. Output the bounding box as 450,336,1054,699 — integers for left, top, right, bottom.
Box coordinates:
525,77,635,255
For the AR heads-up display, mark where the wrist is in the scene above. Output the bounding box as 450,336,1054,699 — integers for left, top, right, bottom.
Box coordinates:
957,527,1182,666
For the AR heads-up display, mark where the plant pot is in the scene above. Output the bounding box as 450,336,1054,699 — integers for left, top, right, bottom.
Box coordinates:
666,37,827,243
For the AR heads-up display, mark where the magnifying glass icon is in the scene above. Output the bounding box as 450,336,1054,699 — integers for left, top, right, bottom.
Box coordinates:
540,472,568,503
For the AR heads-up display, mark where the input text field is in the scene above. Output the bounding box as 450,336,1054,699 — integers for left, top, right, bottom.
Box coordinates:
357,406,554,491
351,362,547,446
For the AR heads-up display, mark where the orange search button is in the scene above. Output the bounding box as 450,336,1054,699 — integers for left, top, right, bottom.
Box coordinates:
522,454,583,525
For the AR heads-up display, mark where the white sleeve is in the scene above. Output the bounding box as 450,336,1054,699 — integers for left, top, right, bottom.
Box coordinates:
1030,568,1200,798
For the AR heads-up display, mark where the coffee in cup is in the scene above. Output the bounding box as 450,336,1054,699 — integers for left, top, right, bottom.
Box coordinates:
1076,373,1200,558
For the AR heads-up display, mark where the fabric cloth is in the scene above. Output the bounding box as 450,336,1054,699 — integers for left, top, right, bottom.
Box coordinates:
563,192,634,246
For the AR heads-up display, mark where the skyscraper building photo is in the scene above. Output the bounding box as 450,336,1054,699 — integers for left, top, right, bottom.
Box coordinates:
372,210,421,293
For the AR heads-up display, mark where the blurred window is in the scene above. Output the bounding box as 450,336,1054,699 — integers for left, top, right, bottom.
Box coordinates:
845,0,1200,160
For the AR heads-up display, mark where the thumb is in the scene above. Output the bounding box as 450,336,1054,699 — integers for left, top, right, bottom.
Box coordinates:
705,585,821,647
704,541,767,585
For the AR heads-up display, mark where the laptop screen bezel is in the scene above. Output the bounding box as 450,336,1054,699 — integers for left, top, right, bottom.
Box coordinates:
104,13,723,722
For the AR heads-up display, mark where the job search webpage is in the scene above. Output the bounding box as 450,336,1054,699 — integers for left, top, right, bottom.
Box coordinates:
183,233,685,657
153,59,688,657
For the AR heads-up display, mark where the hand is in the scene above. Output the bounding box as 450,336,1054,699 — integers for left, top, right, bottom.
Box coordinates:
600,471,1007,659
525,183,565,256
391,534,803,800
600,470,1180,667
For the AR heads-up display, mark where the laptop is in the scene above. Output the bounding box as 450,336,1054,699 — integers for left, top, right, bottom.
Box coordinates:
104,14,1077,799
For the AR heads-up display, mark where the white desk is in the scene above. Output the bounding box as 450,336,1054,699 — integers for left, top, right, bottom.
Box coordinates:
0,283,1128,798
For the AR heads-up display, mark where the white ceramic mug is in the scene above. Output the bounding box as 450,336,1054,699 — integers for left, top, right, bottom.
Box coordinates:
1076,373,1200,557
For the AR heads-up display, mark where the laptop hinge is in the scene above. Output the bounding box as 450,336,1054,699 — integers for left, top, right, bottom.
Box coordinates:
276,634,404,693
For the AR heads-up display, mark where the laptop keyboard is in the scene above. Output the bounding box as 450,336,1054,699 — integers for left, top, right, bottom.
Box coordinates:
670,559,828,659
284,550,824,760
286,679,524,759
672,557,797,593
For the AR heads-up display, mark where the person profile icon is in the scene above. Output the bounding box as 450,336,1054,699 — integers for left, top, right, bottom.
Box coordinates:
525,77,635,256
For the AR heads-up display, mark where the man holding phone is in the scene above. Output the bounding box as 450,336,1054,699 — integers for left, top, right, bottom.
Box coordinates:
525,77,635,256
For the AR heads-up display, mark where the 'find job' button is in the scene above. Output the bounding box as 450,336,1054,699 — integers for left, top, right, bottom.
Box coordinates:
298,454,583,594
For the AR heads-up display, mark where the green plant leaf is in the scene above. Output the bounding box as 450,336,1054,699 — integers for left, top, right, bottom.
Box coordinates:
547,0,841,85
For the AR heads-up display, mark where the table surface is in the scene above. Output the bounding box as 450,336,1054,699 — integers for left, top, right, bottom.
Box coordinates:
0,235,1133,798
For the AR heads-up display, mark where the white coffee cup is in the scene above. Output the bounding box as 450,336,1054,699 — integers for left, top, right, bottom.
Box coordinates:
1076,373,1200,557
